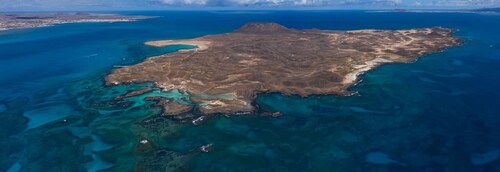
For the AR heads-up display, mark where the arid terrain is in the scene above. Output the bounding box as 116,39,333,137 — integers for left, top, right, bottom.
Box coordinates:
0,13,152,31
106,22,461,115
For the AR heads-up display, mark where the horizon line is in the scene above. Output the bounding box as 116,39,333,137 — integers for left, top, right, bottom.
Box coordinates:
0,7,497,13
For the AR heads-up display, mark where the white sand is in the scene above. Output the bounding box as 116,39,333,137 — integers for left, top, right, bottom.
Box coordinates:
145,40,211,51
343,58,393,85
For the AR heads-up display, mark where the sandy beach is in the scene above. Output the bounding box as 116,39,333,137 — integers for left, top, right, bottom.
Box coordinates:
342,58,393,85
145,40,211,50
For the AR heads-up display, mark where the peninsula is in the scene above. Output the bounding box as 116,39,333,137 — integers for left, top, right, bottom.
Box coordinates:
0,13,152,31
106,23,461,115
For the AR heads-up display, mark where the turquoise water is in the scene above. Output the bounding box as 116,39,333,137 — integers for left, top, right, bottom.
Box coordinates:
1,11,500,171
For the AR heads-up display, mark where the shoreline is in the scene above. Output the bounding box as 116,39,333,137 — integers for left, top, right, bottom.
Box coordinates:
106,23,461,116
342,58,394,85
0,13,154,31
145,40,211,51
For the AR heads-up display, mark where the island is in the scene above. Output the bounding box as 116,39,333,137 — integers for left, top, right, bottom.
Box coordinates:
381,7,500,14
106,22,461,116
0,13,153,31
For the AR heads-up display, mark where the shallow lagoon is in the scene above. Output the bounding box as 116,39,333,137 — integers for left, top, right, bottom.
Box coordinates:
1,11,500,171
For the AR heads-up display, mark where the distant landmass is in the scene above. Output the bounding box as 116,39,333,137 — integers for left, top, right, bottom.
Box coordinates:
0,13,153,31
381,7,500,13
473,7,500,13
106,22,461,116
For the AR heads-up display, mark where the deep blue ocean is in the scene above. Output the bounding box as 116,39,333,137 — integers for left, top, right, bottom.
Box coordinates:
1,10,500,171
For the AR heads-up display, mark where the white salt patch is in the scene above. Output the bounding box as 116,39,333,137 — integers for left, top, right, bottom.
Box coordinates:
7,162,21,172
200,143,213,153
192,116,206,125
23,104,77,129
471,149,500,165
366,152,397,165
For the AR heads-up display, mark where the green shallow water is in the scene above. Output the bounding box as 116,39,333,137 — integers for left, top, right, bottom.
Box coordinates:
1,11,500,171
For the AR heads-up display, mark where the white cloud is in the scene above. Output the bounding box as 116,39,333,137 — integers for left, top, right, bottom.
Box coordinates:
0,0,498,10
155,0,209,5
153,0,306,5
423,0,500,7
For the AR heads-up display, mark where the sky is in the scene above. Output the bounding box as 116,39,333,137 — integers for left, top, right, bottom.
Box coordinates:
0,0,498,11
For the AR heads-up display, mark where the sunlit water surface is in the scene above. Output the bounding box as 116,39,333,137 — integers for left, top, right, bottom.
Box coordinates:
1,11,500,171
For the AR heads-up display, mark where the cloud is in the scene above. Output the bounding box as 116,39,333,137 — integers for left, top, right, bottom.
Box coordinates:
412,1,422,6
0,0,107,9
150,0,407,6
154,0,209,5
0,0,498,10
344,0,402,6
411,0,500,7
151,0,500,7
151,0,310,6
